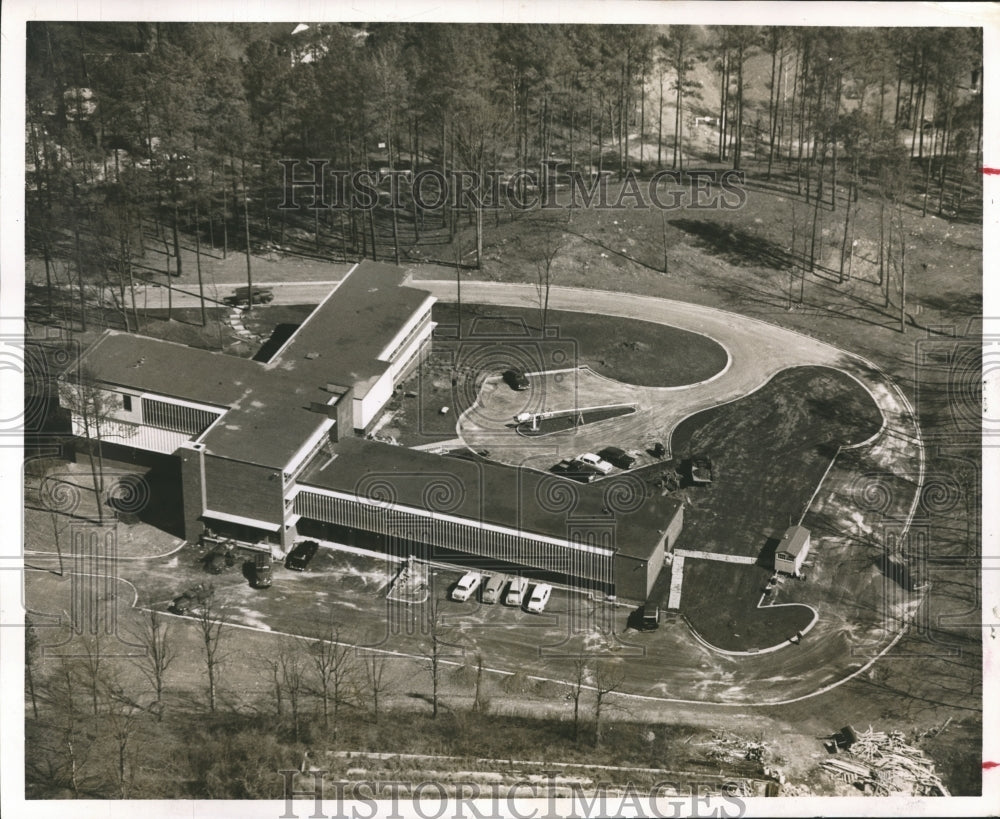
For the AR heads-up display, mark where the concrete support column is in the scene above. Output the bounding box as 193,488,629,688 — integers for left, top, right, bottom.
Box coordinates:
177,441,207,543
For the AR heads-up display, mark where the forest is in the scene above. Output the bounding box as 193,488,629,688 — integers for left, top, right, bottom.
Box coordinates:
24,22,983,331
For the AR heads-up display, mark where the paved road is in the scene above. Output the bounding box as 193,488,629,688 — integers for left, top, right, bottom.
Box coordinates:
131,279,347,310
125,272,924,704
407,276,925,705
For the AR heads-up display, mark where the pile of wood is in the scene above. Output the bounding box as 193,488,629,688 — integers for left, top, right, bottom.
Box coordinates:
820,726,950,796
704,730,770,764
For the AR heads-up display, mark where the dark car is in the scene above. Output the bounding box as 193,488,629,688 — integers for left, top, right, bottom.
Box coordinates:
203,548,234,574
552,458,601,483
638,605,660,631
224,286,274,307
250,554,272,589
599,446,636,469
170,594,194,614
285,540,319,571
502,369,530,391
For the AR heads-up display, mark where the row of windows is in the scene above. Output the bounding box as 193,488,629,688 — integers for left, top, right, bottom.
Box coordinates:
382,312,432,365
295,490,614,584
141,397,218,436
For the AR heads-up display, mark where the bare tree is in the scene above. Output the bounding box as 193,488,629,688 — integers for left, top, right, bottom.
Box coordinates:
568,657,589,743
530,225,565,332
26,616,40,719
40,656,94,797
130,611,175,721
266,643,307,742
425,598,454,719
591,661,625,748
78,631,107,717
59,367,116,524
360,651,393,724
309,621,357,736
196,593,228,713
471,652,488,714
104,699,141,799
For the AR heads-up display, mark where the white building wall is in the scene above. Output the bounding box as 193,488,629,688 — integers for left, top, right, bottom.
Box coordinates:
352,315,434,430
61,383,225,456
68,413,192,455
355,373,394,429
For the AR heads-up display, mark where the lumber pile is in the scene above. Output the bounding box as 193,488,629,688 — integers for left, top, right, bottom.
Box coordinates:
704,730,770,764
820,726,950,796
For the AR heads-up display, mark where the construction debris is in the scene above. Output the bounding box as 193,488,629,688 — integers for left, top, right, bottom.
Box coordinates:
703,730,771,764
820,725,950,796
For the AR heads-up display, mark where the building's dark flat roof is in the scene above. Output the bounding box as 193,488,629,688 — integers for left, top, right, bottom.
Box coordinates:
68,261,433,468
70,330,266,407
299,437,681,560
69,331,334,469
197,376,333,468
269,261,433,398
779,525,811,555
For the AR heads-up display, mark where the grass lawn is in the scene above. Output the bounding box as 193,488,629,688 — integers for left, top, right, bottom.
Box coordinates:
382,301,729,445
679,560,814,652
432,302,729,387
663,366,882,650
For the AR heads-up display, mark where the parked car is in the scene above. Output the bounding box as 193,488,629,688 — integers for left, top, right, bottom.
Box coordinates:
170,593,194,614
169,584,212,615
553,459,601,483
451,571,483,602
203,548,234,574
502,369,530,391
285,540,319,571
482,573,506,604
599,446,636,469
505,576,529,607
638,604,660,631
224,285,274,307
577,452,613,474
250,554,272,589
690,455,714,485
526,583,552,613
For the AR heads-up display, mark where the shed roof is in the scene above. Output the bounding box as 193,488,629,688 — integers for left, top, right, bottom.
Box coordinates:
778,525,811,556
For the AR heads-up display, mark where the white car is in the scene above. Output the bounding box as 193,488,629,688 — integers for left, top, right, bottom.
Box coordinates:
526,583,552,613
451,571,482,602
482,574,506,604
577,452,613,474
504,576,529,607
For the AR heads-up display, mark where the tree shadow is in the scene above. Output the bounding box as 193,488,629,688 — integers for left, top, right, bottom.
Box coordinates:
253,323,300,362
668,218,796,271
755,537,780,571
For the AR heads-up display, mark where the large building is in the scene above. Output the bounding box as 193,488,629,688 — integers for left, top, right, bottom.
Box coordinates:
60,261,682,602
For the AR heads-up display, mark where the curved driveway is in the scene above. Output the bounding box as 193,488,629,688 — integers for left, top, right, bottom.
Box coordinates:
410,276,925,705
